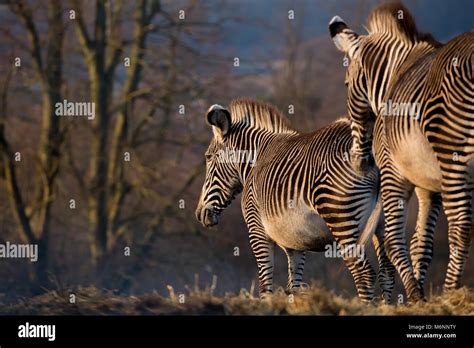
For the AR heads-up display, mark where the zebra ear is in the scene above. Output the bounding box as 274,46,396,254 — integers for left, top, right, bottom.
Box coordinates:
205,104,231,138
329,16,359,58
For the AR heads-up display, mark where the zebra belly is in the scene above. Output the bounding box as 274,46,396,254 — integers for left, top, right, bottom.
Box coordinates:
261,205,334,251
390,127,442,192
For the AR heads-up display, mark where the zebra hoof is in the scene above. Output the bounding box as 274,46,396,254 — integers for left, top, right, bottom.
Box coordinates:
381,293,392,305
259,291,273,301
285,287,306,296
360,297,376,304
443,283,460,294
407,292,425,304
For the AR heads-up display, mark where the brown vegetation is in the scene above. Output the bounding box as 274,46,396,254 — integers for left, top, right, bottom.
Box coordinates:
2,284,473,315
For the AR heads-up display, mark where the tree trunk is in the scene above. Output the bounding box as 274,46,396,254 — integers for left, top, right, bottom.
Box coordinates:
5,0,64,292
74,0,159,269
31,0,64,291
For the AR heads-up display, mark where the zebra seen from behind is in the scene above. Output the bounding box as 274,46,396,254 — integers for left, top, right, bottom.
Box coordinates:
329,2,474,301
195,98,396,302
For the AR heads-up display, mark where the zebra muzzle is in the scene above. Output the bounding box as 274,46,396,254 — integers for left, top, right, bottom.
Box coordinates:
196,206,219,228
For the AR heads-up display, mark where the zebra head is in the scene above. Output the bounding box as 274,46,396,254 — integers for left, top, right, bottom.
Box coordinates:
329,3,433,174
196,104,243,228
329,15,375,175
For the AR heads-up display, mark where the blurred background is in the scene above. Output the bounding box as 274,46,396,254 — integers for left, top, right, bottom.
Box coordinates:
0,0,473,302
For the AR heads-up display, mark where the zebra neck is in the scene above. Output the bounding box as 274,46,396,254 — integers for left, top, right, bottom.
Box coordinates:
373,41,437,112
233,130,289,186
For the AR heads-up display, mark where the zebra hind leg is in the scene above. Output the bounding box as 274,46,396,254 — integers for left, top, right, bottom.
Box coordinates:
336,238,377,302
409,188,442,298
372,222,396,304
319,205,376,302
442,178,473,291
282,248,306,293
380,169,423,302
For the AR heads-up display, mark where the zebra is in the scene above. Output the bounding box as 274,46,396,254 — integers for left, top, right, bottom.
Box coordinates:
195,98,396,302
329,2,473,301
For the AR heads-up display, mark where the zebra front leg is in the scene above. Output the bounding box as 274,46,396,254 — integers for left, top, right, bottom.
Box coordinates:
282,248,306,292
410,188,442,297
380,169,423,302
372,221,396,304
442,178,473,291
248,228,275,298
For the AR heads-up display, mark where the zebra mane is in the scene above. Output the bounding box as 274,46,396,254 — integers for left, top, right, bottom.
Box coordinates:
228,98,294,133
367,2,439,45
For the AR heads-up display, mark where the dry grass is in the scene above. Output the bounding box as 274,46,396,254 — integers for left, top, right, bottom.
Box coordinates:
1,283,473,315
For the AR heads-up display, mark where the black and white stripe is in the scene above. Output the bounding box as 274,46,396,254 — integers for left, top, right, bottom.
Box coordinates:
329,2,473,301
196,98,395,302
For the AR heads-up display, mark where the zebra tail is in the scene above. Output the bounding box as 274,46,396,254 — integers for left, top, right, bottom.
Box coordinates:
357,194,383,247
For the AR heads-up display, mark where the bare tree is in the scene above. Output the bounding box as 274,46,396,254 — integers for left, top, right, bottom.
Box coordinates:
266,1,323,129
71,0,160,267
1,0,64,290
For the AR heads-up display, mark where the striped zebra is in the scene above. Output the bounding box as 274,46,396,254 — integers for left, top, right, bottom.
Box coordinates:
329,2,474,301
195,98,396,302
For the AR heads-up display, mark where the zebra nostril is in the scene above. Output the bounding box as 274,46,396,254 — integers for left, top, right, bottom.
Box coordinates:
200,207,218,227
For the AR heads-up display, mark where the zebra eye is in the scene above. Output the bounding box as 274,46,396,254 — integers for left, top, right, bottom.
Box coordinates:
205,153,213,161
344,80,349,87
